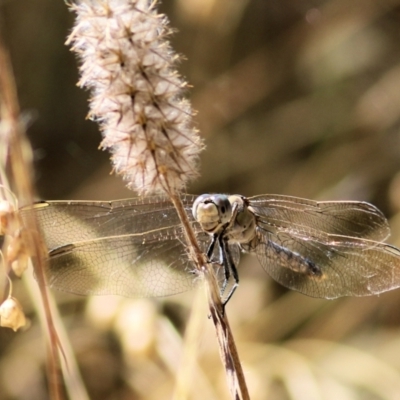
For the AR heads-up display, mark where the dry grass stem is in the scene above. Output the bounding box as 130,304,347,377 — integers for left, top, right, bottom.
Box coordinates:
68,0,250,398
0,36,64,400
168,192,250,399
204,258,251,400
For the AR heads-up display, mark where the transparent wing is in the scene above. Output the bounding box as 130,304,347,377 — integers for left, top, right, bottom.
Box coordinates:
249,194,390,242
20,195,199,296
20,194,198,250
46,227,201,297
256,230,400,299
20,195,240,297
45,231,241,298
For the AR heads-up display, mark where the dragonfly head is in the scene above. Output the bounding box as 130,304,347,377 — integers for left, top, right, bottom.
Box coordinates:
192,194,232,233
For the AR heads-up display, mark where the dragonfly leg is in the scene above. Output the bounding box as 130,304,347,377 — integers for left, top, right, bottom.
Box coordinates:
218,234,239,309
216,233,230,294
206,233,218,260
205,232,233,284
216,202,239,297
204,202,241,310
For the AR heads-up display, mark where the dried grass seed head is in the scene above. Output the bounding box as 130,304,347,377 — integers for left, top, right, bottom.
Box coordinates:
67,0,204,194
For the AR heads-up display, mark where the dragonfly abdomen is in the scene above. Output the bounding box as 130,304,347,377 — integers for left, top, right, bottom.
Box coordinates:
266,240,322,278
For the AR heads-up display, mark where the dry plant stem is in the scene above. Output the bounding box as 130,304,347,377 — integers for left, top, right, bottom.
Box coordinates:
169,193,250,400
68,1,249,397
205,267,250,400
0,38,64,400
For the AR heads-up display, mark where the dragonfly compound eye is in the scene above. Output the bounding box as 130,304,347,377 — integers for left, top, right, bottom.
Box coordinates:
192,194,232,233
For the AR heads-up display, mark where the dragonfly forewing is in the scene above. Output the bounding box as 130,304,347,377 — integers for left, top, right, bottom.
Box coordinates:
21,194,198,250
249,195,390,242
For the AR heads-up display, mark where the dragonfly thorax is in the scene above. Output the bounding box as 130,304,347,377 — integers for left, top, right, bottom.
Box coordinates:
192,194,232,233
226,195,257,244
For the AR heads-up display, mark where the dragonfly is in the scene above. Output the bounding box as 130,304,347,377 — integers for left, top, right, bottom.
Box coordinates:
19,193,400,303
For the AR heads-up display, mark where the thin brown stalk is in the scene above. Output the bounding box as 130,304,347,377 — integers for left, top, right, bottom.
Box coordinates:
0,37,64,400
169,192,250,400
67,1,250,397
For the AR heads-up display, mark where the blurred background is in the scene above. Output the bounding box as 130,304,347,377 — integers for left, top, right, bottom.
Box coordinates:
2,0,400,399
